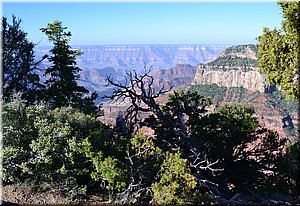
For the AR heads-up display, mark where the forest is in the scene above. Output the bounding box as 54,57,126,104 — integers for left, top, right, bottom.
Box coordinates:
1,2,299,205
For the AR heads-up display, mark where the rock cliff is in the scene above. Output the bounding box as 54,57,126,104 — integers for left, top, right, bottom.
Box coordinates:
193,44,265,92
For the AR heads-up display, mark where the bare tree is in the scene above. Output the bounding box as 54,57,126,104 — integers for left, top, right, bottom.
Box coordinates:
106,66,172,134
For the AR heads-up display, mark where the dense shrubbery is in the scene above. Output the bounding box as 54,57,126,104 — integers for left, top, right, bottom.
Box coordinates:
2,95,113,198
195,104,288,192
2,89,298,205
151,152,198,204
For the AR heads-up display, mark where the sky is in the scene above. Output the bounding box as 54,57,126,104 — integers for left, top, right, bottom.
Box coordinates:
2,1,282,46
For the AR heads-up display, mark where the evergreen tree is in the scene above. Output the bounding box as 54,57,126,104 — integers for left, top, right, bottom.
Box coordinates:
2,15,45,104
40,21,98,114
257,2,299,99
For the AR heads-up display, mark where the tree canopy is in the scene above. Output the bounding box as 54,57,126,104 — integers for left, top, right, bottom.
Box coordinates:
40,21,98,115
257,2,299,100
2,15,45,104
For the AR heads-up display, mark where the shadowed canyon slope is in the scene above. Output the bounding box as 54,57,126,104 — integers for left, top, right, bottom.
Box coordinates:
151,64,197,89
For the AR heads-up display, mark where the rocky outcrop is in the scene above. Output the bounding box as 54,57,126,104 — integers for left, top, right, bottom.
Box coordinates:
193,67,265,92
193,44,265,92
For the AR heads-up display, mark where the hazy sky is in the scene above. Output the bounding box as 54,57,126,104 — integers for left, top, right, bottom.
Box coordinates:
3,1,282,46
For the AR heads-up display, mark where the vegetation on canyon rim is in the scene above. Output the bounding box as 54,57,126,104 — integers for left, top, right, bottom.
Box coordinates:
1,2,299,204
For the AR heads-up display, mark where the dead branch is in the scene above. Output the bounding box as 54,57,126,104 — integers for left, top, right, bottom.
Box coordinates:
106,66,172,133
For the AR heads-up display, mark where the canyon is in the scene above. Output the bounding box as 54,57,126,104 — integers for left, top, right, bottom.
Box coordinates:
34,44,298,141
35,44,231,71
34,44,231,97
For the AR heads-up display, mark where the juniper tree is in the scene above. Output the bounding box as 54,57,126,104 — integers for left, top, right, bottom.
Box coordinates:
2,15,45,104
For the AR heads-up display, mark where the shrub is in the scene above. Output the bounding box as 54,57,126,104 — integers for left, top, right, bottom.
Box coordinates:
151,152,198,204
84,137,128,193
2,97,111,197
2,95,38,182
195,103,288,192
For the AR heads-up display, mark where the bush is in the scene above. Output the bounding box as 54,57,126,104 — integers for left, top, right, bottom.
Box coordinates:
194,103,288,192
84,137,128,193
2,95,38,182
2,97,111,197
151,152,199,204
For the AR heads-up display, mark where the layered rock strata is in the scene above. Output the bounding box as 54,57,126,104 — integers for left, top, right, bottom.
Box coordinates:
193,44,265,92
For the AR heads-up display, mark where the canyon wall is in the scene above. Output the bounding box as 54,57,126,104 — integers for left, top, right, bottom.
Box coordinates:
193,66,265,92
193,44,266,92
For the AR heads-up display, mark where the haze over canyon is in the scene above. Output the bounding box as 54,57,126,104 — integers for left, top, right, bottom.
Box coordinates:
34,44,299,141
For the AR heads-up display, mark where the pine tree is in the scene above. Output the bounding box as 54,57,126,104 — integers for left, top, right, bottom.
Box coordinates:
2,15,45,104
40,21,98,113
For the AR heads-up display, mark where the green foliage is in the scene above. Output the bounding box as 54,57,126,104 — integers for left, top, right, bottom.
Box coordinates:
2,94,38,182
84,137,128,193
2,87,296,203
129,131,164,199
257,2,299,99
130,131,162,160
2,16,44,104
2,97,110,196
152,152,198,204
92,156,127,192
24,106,92,186
195,103,288,191
40,21,98,114
3,15,298,204
189,84,227,103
